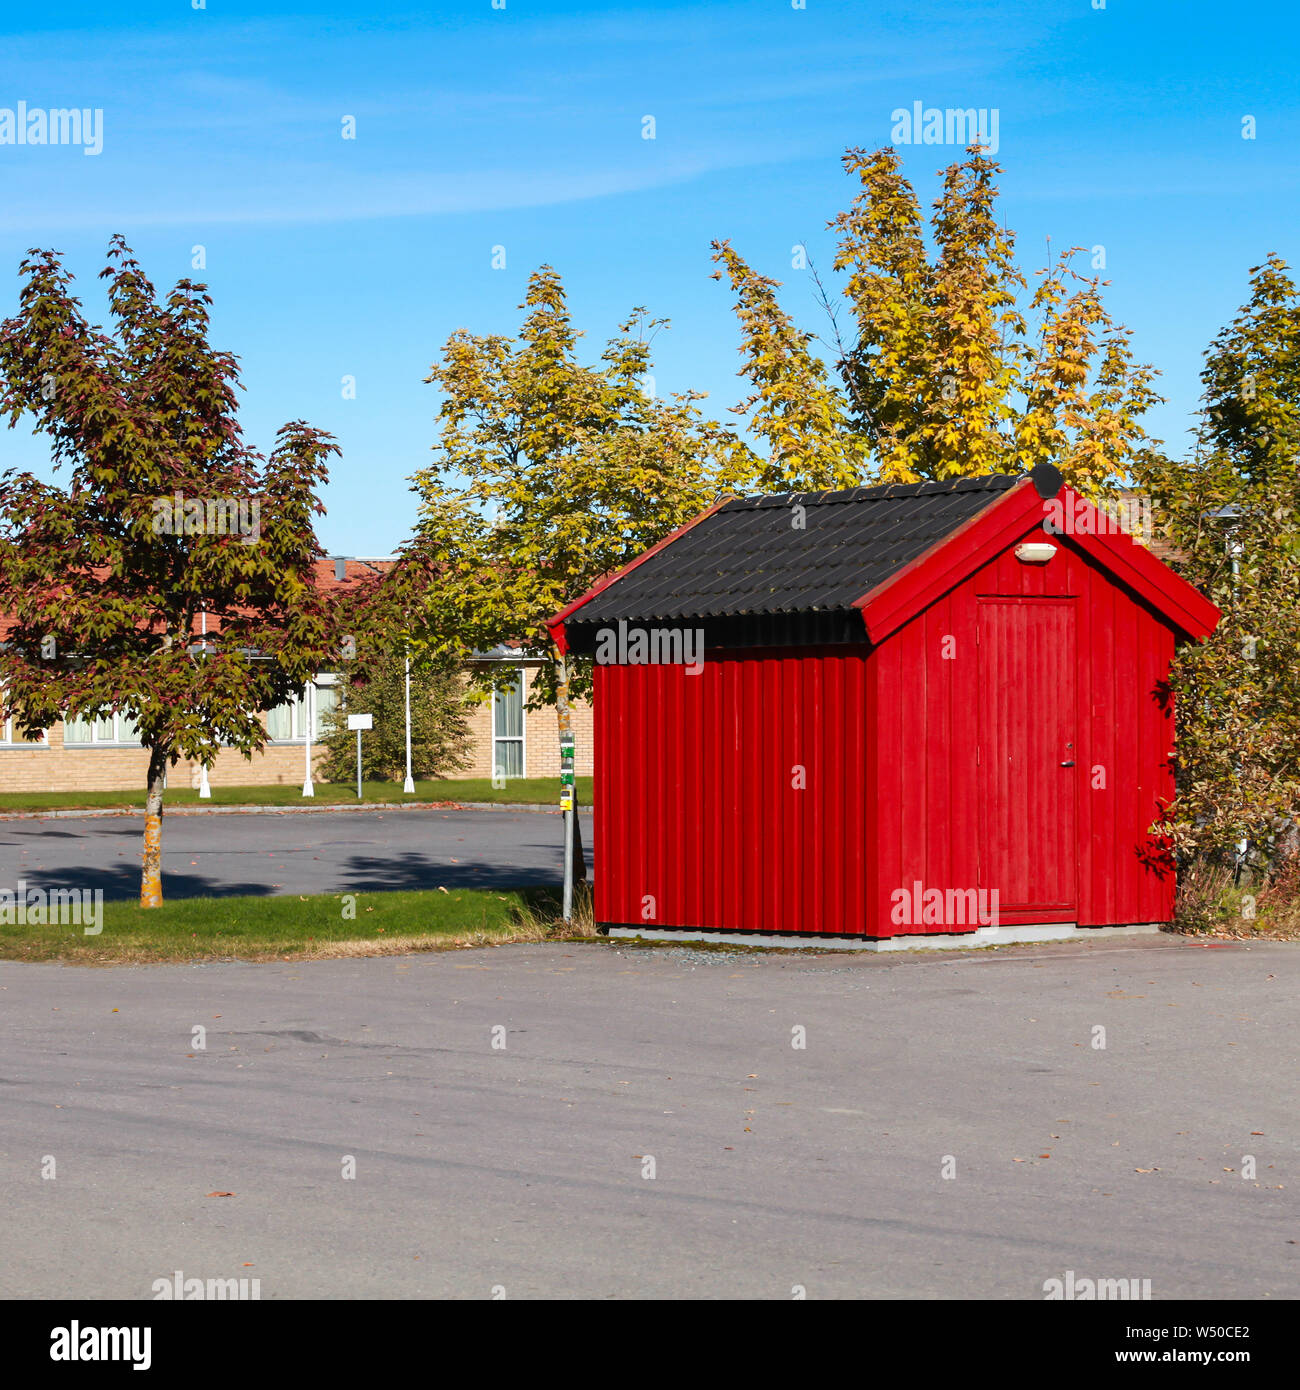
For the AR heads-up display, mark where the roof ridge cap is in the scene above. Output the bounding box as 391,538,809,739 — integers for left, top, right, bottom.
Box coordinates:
726,472,1024,509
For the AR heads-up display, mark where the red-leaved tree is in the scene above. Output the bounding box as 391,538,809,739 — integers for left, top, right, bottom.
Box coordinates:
0,238,338,906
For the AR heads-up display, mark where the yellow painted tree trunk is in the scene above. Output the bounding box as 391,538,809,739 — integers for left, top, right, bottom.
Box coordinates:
140,744,169,908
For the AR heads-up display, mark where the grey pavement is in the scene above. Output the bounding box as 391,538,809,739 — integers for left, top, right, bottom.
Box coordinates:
0,807,594,900
0,933,1295,1299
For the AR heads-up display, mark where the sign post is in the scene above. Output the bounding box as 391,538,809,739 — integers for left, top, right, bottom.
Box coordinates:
347,713,372,799
559,731,575,921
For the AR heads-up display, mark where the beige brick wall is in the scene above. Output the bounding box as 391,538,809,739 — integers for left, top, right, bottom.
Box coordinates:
459,663,593,780
0,720,320,794
0,666,593,793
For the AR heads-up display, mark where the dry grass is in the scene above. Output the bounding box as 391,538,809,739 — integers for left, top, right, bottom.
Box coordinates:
275,926,554,960
1255,856,1300,938
0,887,595,965
1174,857,1237,934
13,933,533,967
1174,854,1300,941
509,881,600,940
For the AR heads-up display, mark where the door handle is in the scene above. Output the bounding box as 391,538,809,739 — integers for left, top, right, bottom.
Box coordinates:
1060,760,1075,767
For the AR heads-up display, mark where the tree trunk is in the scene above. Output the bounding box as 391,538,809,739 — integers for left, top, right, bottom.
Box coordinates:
140,744,169,908
552,648,588,885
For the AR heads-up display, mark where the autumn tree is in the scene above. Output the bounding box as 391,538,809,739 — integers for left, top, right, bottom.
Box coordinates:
1134,254,1300,890
317,642,471,784
402,267,756,887
710,242,861,490
0,239,338,906
714,144,1161,495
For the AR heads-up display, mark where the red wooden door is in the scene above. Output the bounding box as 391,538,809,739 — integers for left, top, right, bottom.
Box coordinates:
976,597,1078,919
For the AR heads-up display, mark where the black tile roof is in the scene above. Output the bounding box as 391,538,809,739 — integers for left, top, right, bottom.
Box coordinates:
569,473,1024,631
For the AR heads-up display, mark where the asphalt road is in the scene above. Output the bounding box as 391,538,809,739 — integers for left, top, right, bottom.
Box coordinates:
0,934,1294,1299
0,807,594,900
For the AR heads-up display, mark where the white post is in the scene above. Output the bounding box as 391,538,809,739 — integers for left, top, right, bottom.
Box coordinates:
199,602,212,797
403,650,415,794
302,680,315,797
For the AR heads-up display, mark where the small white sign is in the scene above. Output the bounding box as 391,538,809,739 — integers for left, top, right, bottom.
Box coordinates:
347,713,373,731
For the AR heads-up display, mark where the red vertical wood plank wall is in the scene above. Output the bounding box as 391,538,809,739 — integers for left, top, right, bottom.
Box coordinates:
594,521,1180,938
595,648,873,935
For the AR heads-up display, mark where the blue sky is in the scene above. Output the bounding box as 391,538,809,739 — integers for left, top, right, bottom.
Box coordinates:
0,0,1295,555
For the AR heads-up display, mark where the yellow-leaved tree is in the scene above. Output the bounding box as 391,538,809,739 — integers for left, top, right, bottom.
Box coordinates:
398,267,759,891
714,144,1162,495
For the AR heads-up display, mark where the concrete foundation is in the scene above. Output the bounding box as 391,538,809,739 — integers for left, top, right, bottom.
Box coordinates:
606,922,1166,952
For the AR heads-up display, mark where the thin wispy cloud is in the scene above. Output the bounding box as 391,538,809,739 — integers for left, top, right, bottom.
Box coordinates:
0,150,805,233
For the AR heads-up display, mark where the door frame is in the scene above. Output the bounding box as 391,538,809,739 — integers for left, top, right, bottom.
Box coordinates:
975,595,1079,922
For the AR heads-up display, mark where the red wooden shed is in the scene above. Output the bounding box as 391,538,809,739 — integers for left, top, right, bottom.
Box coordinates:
549,468,1221,948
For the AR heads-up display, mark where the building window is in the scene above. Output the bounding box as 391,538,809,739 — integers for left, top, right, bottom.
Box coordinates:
313,676,339,737
264,698,296,742
266,675,339,742
0,686,48,746
63,709,141,746
1,714,48,747
492,671,525,778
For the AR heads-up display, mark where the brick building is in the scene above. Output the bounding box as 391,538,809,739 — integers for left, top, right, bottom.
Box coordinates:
0,558,592,794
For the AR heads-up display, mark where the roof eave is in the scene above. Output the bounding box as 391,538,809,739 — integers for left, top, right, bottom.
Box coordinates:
545,495,734,654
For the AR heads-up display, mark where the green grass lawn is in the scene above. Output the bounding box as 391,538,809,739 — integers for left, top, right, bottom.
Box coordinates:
0,885,588,963
0,776,593,814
